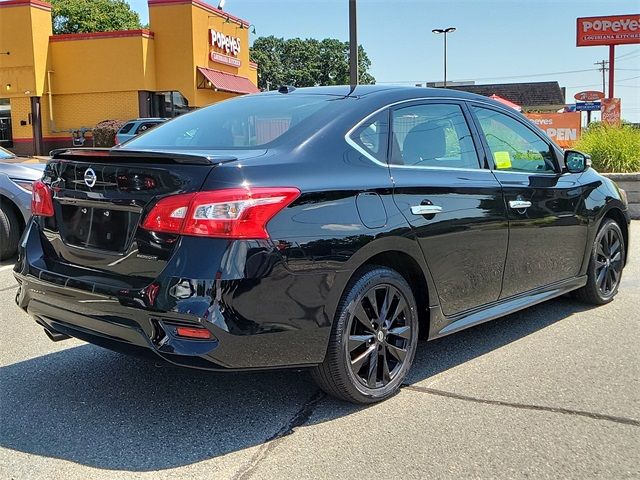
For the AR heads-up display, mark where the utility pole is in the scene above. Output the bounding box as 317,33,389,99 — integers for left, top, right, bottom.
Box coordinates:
594,60,609,96
349,0,358,86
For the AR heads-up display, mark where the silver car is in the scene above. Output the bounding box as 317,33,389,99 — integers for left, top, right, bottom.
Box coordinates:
0,147,45,259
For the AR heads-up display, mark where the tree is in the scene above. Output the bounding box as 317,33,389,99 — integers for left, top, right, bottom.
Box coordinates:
52,0,142,35
250,36,375,90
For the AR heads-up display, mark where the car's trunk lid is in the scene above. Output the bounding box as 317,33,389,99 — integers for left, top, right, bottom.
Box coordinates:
37,148,261,285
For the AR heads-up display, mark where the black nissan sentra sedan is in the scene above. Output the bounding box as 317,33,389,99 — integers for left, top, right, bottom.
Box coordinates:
14,86,630,403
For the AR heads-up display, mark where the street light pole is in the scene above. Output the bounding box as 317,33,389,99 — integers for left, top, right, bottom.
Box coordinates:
432,27,456,88
349,0,358,85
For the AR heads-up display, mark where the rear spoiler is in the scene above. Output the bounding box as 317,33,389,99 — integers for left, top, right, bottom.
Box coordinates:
49,148,238,166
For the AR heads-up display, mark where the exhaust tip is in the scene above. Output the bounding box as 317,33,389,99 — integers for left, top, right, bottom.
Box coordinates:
42,327,71,342
35,317,71,342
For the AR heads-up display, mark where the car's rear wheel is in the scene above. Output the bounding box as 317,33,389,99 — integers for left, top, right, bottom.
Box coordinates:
0,203,20,261
312,266,419,404
575,218,625,305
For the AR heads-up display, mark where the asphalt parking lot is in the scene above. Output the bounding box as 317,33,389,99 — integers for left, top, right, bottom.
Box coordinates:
0,223,638,479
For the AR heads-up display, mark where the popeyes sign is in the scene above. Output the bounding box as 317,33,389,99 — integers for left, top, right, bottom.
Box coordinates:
525,112,581,149
574,91,605,102
577,14,640,46
209,29,241,67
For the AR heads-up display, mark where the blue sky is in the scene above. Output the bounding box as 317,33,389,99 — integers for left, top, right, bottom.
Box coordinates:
129,0,640,121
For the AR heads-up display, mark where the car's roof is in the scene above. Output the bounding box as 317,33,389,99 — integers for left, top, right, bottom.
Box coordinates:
261,84,482,100
258,84,503,109
122,118,167,124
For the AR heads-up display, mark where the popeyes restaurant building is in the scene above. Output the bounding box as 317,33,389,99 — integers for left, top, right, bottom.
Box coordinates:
0,0,259,156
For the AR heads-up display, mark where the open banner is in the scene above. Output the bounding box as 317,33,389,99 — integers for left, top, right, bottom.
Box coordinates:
525,112,581,148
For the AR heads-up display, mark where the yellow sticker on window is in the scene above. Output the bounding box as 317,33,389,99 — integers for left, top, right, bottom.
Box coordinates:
494,151,512,169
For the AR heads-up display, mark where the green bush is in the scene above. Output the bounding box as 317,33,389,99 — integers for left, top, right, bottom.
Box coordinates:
93,119,125,147
575,123,640,173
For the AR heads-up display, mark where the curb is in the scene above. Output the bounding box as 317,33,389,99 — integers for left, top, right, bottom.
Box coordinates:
602,172,640,220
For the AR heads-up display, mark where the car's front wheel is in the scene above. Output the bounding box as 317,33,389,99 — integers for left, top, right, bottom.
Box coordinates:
312,266,419,404
575,218,626,305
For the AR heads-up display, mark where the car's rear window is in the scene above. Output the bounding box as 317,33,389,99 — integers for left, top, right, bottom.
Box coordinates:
118,122,136,134
135,122,160,134
122,95,341,149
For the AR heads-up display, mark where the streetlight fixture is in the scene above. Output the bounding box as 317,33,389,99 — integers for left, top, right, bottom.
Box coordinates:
432,27,456,88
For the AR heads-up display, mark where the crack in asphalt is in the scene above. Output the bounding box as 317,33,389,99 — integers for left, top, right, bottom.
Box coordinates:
232,389,327,480
0,285,17,293
402,384,640,427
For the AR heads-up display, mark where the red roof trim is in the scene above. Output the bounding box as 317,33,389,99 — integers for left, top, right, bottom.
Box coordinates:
148,0,249,26
249,61,258,69
0,0,51,11
197,66,259,95
50,29,154,42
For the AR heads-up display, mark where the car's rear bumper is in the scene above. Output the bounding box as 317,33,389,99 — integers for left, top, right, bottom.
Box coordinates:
14,223,339,371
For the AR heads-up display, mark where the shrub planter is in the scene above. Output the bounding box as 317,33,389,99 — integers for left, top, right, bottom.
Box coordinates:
602,172,640,220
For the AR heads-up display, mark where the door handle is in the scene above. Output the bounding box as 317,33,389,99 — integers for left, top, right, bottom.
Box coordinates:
410,204,443,215
508,200,532,209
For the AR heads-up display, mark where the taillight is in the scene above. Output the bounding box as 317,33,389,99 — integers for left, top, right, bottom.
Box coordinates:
31,180,54,217
141,187,300,239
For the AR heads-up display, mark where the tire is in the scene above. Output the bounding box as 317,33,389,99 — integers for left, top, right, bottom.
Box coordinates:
312,266,419,404
575,218,626,305
0,203,21,261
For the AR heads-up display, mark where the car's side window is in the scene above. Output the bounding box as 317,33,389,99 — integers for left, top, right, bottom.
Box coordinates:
390,103,479,169
472,106,556,173
350,111,389,163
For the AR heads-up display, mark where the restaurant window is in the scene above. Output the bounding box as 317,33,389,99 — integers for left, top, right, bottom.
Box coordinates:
151,91,190,118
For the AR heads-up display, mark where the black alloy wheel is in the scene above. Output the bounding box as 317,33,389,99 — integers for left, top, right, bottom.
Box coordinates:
594,225,624,296
576,218,626,305
347,283,411,389
312,266,419,404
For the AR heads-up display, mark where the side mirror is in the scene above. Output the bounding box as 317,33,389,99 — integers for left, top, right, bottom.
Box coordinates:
564,150,591,173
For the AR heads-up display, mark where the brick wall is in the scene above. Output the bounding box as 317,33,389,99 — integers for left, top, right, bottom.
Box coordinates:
9,97,33,140
43,91,140,134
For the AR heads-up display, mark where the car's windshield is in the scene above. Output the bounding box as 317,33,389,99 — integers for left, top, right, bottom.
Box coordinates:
0,146,16,159
122,94,342,150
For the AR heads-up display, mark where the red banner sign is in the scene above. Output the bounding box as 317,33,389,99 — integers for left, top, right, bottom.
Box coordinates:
525,112,581,148
577,14,640,47
601,98,622,125
574,90,605,102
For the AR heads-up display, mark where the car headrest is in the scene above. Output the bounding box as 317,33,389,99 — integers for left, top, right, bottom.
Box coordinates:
402,122,446,165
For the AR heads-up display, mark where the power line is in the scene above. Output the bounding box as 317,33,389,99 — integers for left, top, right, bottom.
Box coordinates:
617,74,640,82
615,48,639,60
378,66,638,87
377,68,596,84
566,75,640,89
